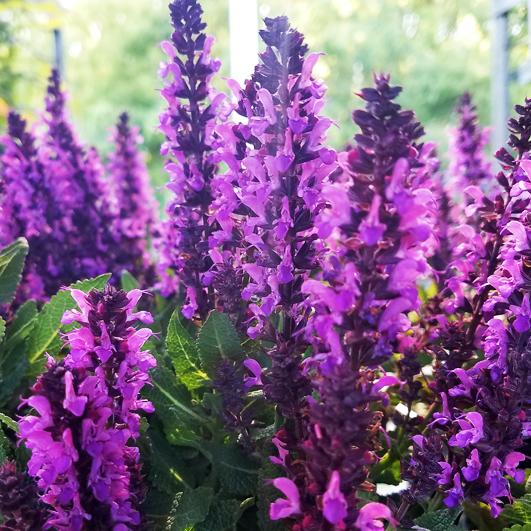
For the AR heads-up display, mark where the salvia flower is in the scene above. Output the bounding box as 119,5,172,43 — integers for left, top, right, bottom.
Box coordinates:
276,75,438,528
18,286,155,529
448,93,493,212
156,0,225,318
407,98,531,519
107,112,157,281
0,111,51,301
217,16,337,418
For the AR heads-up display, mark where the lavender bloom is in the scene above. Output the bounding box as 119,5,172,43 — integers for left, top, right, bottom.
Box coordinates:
448,93,493,211
156,0,225,319
107,112,157,281
19,286,155,529
0,460,45,530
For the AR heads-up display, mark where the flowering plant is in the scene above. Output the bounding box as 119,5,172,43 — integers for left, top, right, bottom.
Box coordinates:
0,1,528,530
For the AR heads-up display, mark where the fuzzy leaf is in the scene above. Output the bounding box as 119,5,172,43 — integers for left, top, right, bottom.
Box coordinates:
27,274,111,365
205,442,259,497
166,309,208,391
196,311,241,377
0,238,28,305
0,412,18,432
415,508,462,531
147,429,196,495
503,494,531,526
167,486,214,530
195,498,241,531
146,365,206,446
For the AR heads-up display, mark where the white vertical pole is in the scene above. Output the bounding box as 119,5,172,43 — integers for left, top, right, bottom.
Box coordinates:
491,0,510,150
229,0,259,84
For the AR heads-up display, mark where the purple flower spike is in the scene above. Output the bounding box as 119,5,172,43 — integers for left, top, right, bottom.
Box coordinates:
107,112,157,282
156,0,226,318
448,93,493,215
19,285,155,529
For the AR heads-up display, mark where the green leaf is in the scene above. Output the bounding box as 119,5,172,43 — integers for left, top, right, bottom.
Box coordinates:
0,317,5,344
196,311,242,377
121,270,140,291
503,494,531,526
195,498,241,531
204,442,259,497
0,427,9,464
166,309,208,391
145,365,206,446
27,274,111,365
415,508,462,531
142,488,175,530
167,486,214,530
0,412,18,432
0,238,28,305
147,429,196,494
503,525,531,531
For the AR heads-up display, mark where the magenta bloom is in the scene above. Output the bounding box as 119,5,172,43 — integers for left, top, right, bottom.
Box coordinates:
19,286,155,529
269,478,301,520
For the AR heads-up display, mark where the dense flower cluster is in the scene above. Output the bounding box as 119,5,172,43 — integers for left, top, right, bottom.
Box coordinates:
406,99,531,517
156,0,225,318
0,71,156,303
18,286,155,529
267,75,438,529
107,112,157,282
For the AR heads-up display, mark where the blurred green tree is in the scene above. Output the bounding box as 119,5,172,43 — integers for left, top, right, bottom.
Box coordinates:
2,0,529,198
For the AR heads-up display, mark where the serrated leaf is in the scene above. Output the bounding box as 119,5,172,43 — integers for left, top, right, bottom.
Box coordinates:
27,274,111,365
204,442,259,497
503,494,531,526
147,429,196,494
195,498,241,531
0,238,28,305
197,311,242,377
142,487,175,530
166,310,208,391
167,486,214,530
121,270,140,291
145,365,206,446
415,508,462,531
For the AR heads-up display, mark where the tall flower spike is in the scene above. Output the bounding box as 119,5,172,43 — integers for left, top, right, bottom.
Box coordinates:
216,16,336,416
107,112,157,282
406,98,531,520
287,74,437,528
0,111,51,301
156,0,225,318
19,286,155,529
448,92,493,215
40,69,119,291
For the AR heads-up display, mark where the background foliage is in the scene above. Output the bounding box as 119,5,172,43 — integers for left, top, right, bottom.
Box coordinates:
0,0,529,199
